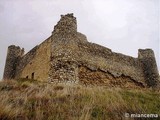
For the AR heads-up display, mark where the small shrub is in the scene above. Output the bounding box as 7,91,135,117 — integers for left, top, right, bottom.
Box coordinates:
54,86,64,90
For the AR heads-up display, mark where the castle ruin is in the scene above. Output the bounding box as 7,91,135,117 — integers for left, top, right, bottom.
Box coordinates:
3,13,160,88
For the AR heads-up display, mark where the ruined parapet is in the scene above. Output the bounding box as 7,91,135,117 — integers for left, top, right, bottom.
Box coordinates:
52,13,77,38
138,49,160,88
52,13,87,43
3,45,24,80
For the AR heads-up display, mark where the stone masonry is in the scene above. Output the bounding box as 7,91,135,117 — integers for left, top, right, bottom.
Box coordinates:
3,13,160,89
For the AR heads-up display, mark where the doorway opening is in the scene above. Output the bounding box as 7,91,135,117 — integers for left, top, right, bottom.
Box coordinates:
31,72,35,79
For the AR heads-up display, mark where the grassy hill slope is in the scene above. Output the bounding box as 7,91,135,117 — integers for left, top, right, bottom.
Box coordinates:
0,79,159,120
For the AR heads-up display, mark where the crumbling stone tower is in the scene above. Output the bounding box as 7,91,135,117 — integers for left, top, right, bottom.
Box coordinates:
49,13,87,83
138,49,160,87
3,13,160,89
3,45,24,79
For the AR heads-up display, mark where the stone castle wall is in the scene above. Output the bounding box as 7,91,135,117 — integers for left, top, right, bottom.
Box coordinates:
76,42,146,87
15,45,38,78
49,13,159,88
50,29,146,87
15,37,52,81
3,13,160,88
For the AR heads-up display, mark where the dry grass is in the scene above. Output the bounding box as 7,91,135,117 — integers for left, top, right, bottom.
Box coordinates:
0,79,159,120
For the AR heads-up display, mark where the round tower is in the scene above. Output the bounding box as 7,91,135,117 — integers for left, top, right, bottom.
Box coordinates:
138,49,160,88
3,45,24,80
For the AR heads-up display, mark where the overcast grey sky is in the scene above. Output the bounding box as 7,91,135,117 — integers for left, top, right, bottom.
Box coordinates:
0,0,159,79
